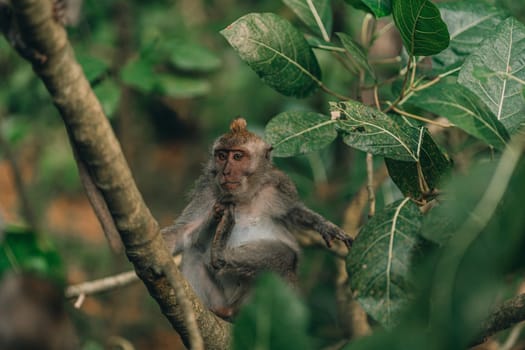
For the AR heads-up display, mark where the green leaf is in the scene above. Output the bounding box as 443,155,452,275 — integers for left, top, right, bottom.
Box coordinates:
157,75,211,98
283,0,333,41
120,59,157,93
265,111,337,157
93,79,121,118
336,32,375,78
166,39,222,72
0,226,63,280
233,273,311,350
392,0,450,56
344,0,392,18
347,198,422,328
426,135,525,344
432,1,506,73
221,13,322,98
458,18,525,133
331,101,420,161
410,83,510,150
77,54,110,82
385,130,451,198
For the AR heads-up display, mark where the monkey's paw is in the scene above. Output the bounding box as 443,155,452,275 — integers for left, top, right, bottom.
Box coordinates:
209,256,226,271
213,202,227,221
321,226,353,249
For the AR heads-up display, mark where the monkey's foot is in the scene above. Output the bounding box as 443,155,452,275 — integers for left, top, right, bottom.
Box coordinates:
212,306,234,320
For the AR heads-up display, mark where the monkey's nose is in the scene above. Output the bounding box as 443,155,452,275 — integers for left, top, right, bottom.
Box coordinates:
222,163,232,175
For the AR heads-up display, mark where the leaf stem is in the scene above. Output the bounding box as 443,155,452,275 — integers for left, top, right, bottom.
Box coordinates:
319,82,352,100
307,0,330,42
390,105,454,128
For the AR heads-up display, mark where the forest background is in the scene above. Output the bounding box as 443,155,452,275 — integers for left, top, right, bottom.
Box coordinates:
1,0,525,349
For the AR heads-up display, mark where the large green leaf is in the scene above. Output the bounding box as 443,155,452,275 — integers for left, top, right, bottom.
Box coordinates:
336,32,375,79
0,226,63,280
426,134,525,346
331,101,420,161
77,54,110,83
233,273,311,350
120,58,157,93
347,198,422,328
167,39,222,73
431,1,506,73
458,18,525,133
385,129,451,198
265,111,337,157
344,0,392,18
410,83,510,150
392,0,450,56
157,75,211,98
221,13,322,98
93,79,121,118
283,0,333,41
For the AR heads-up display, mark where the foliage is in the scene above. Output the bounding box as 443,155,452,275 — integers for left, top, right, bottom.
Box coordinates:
222,0,525,348
2,0,525,348
232,273,311,350
0,225,64,281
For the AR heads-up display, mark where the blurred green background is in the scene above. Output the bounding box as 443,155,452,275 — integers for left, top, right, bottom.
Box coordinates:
1,0,524,349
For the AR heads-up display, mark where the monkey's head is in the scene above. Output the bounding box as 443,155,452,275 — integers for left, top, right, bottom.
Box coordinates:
211,118,272,199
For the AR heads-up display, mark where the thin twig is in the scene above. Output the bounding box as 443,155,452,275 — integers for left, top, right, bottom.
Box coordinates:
366,153,375,217
342,164,389,239
67,127,123,253
500,321,525,350
65,270,139,299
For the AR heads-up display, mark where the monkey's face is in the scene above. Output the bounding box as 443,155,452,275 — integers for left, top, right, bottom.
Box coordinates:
213,147,254,194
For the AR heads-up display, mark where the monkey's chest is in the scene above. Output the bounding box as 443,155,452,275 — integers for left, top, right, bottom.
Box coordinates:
226,214,296,248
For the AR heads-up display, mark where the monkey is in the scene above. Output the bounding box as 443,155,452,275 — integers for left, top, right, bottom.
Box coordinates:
161,118,351,319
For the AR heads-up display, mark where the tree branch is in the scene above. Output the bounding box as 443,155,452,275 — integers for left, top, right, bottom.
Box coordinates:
473,293,525,346
7,1,230,348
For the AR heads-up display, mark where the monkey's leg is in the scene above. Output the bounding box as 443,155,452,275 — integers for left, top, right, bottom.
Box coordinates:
210,203,235,270
214,241,298,281
288,205,353,248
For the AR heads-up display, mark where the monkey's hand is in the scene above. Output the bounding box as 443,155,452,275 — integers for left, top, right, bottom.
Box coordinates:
210,202,235,270
318,223,353,248
212,202,226,222
287,205,353,249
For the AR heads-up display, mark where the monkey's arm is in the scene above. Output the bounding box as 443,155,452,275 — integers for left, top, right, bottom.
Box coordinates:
161,175,216,255
272,170,353,248
286,204,352,248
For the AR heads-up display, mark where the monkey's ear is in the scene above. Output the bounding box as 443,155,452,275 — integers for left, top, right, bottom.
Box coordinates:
265,146,273,160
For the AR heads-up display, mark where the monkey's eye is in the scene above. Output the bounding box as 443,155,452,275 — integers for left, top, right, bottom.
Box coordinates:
216,151,227,161
233,152,244,161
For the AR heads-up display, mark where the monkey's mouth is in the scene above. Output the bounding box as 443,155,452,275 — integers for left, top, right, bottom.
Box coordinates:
221,181,241,191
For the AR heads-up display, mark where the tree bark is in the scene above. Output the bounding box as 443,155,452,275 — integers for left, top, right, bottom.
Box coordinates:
8,0,230,348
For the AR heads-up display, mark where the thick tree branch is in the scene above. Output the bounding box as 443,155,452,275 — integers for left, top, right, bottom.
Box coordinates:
7,0,230,348
473,293,525,346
